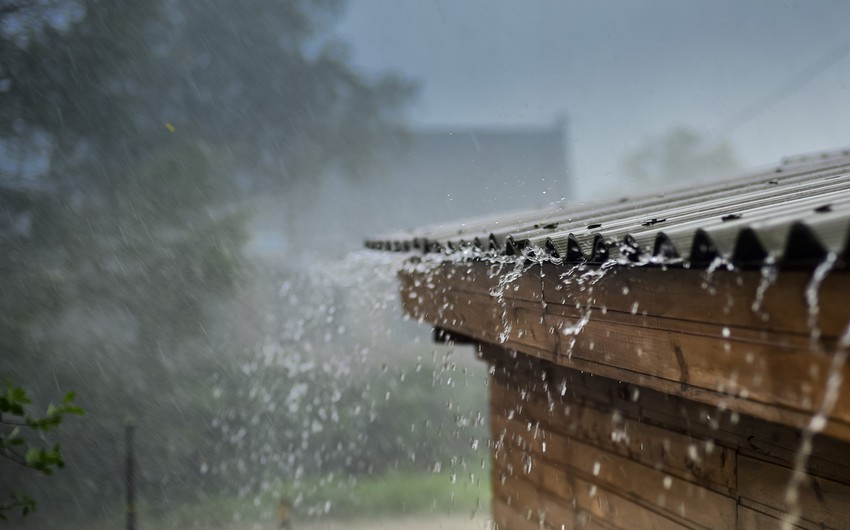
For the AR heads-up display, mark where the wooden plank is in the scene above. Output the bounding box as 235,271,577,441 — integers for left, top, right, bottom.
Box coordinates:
490,344,850,490
408,262,850,338
541,430,735,529
737,504,805,530
507,336,850,441
489,376,736,493
536,460,692,530
484,295,850,429
492,498,542,530
402,261,850,338
737,501,825,530
490,396,735,530
539,264,850,339
493,470,545,520
412,273,850,440
494,474,611,530
543,312,850,426
400,260,543,305
491,414,549,456
491,425,703,530
737,454,850,529
537,491,612,530
487,343,850,529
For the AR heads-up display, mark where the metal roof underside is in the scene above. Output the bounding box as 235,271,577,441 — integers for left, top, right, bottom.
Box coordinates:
365,148,850,269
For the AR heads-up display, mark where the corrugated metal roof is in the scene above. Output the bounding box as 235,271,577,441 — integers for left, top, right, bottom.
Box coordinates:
365,148,850,268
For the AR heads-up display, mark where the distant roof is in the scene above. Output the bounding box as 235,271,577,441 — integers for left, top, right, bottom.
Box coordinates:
366,148,850,269
372,121,569,225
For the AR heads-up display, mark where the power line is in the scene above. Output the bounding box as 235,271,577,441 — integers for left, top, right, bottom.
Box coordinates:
716,34,850,137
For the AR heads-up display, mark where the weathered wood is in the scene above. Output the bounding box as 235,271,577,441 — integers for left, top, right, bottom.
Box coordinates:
549,314,850,429
489,377,737,494
400,260,850,441
493,474,611,530
492,498,543,530
736,505,809,530
737,455,850,529
488,344,850,485
538,264,850,339
489,369,737,529
554,435,733,529
485,346,850,529
404,262,850,337
542,461,690,530
402,258,850,528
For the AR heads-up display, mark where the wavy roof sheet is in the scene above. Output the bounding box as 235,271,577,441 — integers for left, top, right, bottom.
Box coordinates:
365,148,850,269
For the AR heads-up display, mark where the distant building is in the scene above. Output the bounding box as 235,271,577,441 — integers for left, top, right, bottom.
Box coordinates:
377,118,570,226
247,118,570,258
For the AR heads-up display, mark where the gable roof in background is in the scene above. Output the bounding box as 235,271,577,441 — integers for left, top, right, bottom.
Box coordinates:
375,119,569,226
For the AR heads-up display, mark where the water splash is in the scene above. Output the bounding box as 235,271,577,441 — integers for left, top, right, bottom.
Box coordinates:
751,258,778,320
781,253,844,530
805,253,837,349
487,255,534,344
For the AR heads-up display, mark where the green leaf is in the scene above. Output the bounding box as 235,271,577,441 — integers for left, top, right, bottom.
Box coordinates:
24,447,40,465
8,386,31,405
62,391,76,404
61,405,85,416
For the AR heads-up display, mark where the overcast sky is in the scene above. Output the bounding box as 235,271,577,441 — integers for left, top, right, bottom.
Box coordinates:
338,1,850,198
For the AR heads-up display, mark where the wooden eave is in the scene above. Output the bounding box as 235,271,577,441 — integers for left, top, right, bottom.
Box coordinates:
399,259,850,442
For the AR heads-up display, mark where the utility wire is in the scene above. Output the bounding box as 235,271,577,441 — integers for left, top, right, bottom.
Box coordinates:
716,34,850,137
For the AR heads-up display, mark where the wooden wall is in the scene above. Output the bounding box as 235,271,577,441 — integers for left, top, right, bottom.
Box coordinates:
484,344,850,529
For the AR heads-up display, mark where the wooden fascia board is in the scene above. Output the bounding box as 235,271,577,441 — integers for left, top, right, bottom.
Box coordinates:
399,260,850,441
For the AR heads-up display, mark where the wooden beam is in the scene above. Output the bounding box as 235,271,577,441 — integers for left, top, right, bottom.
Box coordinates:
400,260,850,441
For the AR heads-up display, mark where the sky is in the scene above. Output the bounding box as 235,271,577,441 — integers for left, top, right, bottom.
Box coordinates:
337,0,850,199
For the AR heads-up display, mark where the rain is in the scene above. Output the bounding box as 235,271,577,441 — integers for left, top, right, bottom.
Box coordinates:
2,1,850,529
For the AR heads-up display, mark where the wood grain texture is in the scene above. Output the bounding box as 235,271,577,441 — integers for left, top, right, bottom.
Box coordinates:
737,455,850,530
485,348,850,529
400,260,850,440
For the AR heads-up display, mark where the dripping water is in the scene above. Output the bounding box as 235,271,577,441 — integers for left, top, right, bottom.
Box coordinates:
781,253,844,530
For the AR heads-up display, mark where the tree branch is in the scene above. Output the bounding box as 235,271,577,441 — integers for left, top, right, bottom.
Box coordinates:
0,446,29,468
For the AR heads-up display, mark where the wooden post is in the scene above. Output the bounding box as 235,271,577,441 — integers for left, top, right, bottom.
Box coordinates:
125,423,136,530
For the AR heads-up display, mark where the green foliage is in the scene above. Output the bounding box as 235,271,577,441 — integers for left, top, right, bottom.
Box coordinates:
0,0,415,524
0,493,36,521
166,470,488,527
281,470,489,519
0,383,84,519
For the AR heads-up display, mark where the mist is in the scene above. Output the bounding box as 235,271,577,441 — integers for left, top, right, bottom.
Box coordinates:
2,1,848,529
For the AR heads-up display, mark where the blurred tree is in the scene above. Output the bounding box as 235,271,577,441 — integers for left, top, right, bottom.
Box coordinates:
622,126,740,185
159,0,414,190
0,0,414,522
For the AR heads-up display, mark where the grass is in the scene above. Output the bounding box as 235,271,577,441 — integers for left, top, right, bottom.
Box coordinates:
140,469,491,529
11,470,490,530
